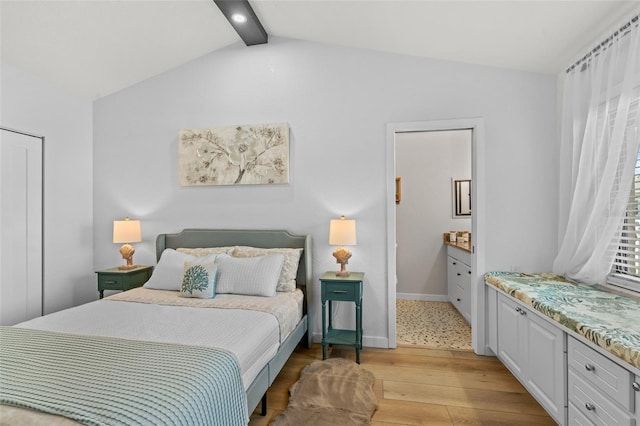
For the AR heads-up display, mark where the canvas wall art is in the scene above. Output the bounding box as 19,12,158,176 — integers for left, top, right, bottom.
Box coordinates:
179,122,289,186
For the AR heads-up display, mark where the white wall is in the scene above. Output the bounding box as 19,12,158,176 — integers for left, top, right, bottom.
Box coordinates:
1,63,94,314
93,37,557,347
396,130,471,298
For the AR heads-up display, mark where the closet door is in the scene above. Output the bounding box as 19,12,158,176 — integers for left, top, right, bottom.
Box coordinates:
0,129,43,325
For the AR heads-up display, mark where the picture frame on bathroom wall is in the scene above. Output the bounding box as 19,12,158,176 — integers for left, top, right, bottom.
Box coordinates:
452,178,471,218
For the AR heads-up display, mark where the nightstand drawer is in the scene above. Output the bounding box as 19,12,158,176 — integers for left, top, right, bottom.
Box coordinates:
322,282,358,301
98,275,125,290
96,265,153,298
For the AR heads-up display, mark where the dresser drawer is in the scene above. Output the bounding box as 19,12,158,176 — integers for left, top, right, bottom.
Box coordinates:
568,369,633,426
322,282,358,301
636,375,640,422
568,337,634,411
569,402,597,426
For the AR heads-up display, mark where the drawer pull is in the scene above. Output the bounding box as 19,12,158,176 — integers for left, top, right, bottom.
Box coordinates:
104,280,116,285
633,382,640,392
452,262,457,265
515,307,526,316
584,363,595,372
585,402,596,411
515,307,521,313
331,290,347,294
456,298,461,302
456,273,461,276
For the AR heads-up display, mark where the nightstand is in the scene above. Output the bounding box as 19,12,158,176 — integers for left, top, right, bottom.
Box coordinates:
320,271,364,364
96,265,153,299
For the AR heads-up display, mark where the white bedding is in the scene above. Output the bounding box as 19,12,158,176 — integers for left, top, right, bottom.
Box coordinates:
15,289,304,390
107,287,304,340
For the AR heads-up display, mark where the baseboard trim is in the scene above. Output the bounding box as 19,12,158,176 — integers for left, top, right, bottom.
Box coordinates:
396,293,449,302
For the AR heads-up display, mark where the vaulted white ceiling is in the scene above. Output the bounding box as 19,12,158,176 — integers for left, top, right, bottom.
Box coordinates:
2,1,638,99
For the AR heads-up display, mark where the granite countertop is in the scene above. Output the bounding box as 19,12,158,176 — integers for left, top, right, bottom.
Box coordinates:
485,271,640,372
443,232,472,253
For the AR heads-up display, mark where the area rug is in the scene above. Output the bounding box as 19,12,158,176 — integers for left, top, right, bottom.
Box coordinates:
396,299,472,350
270,358,377,425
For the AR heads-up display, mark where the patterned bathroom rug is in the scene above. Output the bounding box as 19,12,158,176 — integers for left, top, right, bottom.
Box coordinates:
270,358,377,426
396,299,472,350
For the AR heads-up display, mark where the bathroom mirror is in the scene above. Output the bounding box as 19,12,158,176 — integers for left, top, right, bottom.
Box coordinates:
453,179,471,218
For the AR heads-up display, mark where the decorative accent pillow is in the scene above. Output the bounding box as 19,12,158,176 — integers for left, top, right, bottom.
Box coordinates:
215,253,285,297
232,246,303,292
177,247,234,256
180,261,217,299
143,249,216,291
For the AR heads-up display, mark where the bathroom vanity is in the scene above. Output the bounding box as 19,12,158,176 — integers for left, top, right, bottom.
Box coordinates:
445,236,472,323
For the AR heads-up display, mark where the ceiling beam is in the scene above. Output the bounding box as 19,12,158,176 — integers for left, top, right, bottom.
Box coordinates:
213,0,268,46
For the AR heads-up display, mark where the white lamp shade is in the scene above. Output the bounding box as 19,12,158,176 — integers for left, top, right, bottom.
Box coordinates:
113,219,141,244
329,216,357,246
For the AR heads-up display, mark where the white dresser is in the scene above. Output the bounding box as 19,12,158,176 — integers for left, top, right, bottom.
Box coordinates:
485,273,640,426
568,337,637,426
496,291,566,424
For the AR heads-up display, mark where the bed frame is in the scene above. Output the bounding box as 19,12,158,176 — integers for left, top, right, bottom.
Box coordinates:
155,229,313,416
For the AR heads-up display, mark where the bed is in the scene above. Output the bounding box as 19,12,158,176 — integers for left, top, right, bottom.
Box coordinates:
0,229,312,425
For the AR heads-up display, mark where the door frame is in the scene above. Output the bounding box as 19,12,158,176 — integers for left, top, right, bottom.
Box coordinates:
386,118,486,354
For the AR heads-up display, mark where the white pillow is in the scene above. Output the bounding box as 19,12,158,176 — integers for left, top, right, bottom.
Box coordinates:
232,246,303,292
215,253,284,297
180,261,217,299
143,249,217,291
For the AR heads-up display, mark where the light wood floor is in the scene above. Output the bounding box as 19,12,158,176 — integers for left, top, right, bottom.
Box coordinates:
249,344,556,426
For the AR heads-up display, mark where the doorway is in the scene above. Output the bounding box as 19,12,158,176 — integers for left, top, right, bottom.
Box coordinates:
395,129,472,349
0,127,44,325
386,118,486,354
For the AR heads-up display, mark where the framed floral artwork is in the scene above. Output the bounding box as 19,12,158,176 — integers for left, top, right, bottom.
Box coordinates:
179,122,289,186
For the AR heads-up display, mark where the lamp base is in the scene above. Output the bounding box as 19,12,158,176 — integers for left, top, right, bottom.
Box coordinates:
117,264,137,270
118,244,136,270
332,247,352,277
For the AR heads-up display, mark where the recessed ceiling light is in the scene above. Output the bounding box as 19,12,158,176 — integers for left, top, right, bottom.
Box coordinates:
231,13,247,24
214,0,268,46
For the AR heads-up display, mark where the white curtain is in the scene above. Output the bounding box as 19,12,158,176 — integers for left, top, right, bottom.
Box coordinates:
553,16,640,285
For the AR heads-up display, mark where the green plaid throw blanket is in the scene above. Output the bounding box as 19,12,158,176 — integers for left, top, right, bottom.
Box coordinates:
0,326,248,425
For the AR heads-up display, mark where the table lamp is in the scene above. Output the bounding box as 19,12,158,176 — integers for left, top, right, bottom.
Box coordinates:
113,217,141,270
329,215,357,277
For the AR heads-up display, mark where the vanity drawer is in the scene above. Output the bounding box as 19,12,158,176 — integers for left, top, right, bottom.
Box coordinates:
450,285,463,311
568,337,634,411
568,369,633,426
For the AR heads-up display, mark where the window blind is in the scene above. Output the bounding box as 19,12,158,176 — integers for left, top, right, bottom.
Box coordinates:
609,94,640,292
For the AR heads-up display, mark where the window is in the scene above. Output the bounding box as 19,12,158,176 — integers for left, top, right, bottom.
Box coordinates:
609,95,640,292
